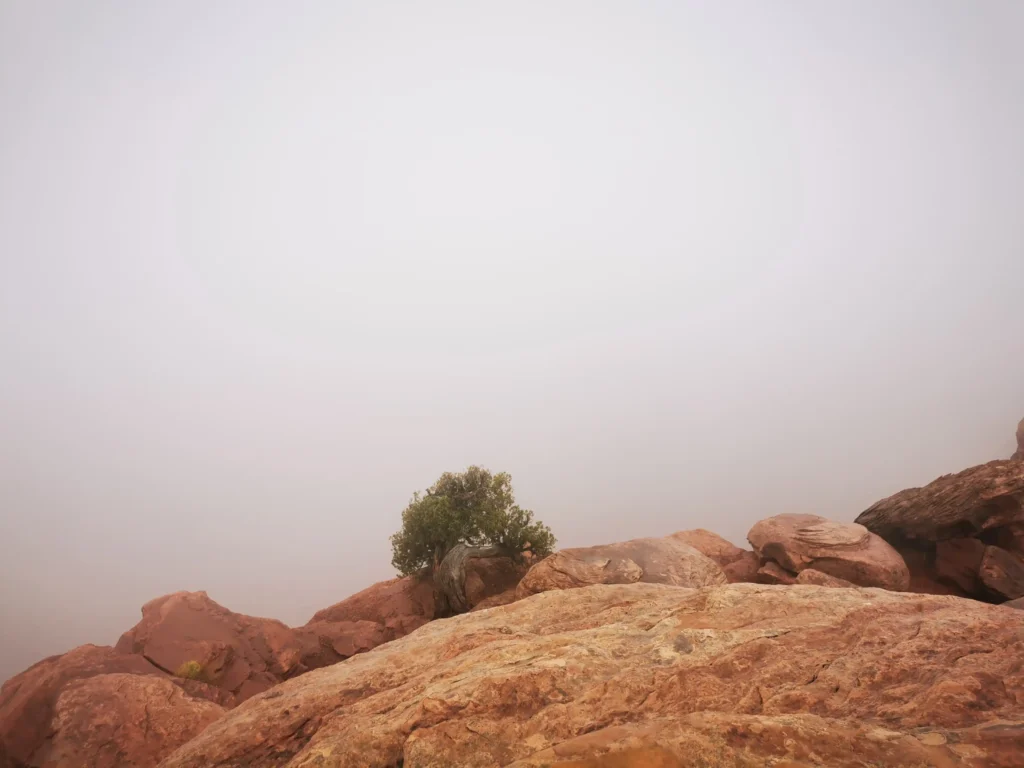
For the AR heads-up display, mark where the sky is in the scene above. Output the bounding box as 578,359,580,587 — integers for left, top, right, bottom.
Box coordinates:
1,0,1023,685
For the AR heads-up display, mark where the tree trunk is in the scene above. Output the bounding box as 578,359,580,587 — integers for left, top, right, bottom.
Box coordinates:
433,543,505,617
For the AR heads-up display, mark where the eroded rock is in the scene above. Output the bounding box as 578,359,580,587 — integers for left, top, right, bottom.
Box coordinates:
157,583,1024,767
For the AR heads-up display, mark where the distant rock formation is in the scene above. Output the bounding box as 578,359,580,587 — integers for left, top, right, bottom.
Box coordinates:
159,582,1024,767
855,460,1024,603
746,513,910,590
515,536,727,598
1014,416,1024,460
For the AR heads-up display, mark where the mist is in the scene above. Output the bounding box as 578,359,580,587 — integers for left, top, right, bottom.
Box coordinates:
2,1,1023,684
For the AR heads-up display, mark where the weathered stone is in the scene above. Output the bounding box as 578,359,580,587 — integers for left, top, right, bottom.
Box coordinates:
755,560,797,585
979,545,1024,600
516,537,726,598
669,529,758,584
158,583,1024,767
795,568,856,588
935,537,987,594
1012,417,1024,461
721,550,760,583
747,514,909,590
856,460,1024,543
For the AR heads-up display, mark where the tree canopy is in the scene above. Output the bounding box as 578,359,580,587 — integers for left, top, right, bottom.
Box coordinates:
390,466,556,577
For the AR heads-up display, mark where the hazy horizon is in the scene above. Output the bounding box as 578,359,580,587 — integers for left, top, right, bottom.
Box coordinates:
2,1,1023,685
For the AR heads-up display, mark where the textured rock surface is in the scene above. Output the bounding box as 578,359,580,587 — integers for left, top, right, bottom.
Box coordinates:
516,537,726,598
1013,417,1024,461
0,645,163,765
36,673,223,767
159,583,1024,767
856,460,1024,543
979,545,1024,600
115,591,307,701
747,514,910,590
306,574,436,637
464,556,528,608
795,568,856,588
669,529,758,584
935,538,988,594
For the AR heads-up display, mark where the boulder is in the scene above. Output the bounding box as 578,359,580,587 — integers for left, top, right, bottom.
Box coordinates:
159,582,1024,767
979,545,1024,600
755,560,797,585
934,537,987,594
855,460,1024,543
464,556,528,608
795,568,856,588
0,645,163,765
515,537,727,598
668,529,758,584
115,591,306,702
747,514,910,590
34,673,223,767
306,575,435,637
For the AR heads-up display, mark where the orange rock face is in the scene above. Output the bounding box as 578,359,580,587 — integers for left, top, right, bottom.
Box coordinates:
0,645,223,767
158,582,1024,767
668,529,759,583
515,537,727,598
38,673,223,767
747,513,910,590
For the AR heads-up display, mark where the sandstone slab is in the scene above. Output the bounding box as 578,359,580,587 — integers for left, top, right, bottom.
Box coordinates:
158,582,1024,767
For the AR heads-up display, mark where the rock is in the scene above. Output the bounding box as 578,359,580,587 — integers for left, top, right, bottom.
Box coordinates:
795,568,856,588
935,538,987,594
464,556,528,609
896,546,971,597
158,582,1024,767
755,560,797,585
0,644,164,765
1003,596,1024,610
34,673,223,767
669,529,758,584
1013,417,1024,461
747,514,910,590
307,575,435,637
721,550,759,583
855,460,1024,543
470,589,520,612
979,545,1024,600
516,537,727,598
115,591,307,702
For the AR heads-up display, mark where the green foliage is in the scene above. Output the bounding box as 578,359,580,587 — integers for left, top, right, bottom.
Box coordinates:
390,466,556,576
174,660,205,681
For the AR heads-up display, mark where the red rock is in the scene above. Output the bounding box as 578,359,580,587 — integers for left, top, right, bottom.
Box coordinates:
1013,417,1023,461
898,546,969,597
0,644,163,765
755,560,798,585
856,460,1024,543
35,672,223,767
470,588,520,612
1003,596,1024,610
159,583,1024,767
934,537,987,594
747,514,909,590
721,550,760,583
516,536,727,598
463,556,527,608
115,591,305,702
307,575,435,636
795,568,856,588
979,545,1024,600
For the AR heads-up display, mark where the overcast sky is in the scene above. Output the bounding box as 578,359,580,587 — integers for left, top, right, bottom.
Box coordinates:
2,1,1023,684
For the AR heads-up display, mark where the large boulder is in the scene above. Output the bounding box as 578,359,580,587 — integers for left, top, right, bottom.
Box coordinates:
306,575,435,637
856,461,1024,602
34,673,223,767
746,514,910,590
515,536,727,598
159,582,1024,767
667,529,758,583
115,591,306,702
0,644,222,767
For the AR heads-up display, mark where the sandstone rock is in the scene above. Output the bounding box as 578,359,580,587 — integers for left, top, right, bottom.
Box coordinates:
935,537,987,594
1003,596,1024,610
747,514,909,590
470,588,520,612
669,529,758,584
34,673,223,767
0,644,163,765
856,460,1024,543
755,560,797,585
307,574,435,637
897,546,971,597
158,583,1024,767
979,545,1024,600
115,591,306,702
516,537,726,598
795,568,856,588
1013,417,1024,461
464,556,528,609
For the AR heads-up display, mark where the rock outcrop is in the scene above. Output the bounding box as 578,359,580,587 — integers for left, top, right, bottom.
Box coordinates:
0,644,221,767
36,673,223,767
856,461,1024,603
515,536,727,598
159,582,1024,767
667,529,758,583
1013,417,1024,461
746,513,910,590
115,591,308,702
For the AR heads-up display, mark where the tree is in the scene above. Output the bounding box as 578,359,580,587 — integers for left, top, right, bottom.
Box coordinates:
390,466,556,615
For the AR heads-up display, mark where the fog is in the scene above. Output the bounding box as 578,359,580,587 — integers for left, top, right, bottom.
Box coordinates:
2,1,1023,684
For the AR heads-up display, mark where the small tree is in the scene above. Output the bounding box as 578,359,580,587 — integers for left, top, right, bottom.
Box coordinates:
390,466,555,615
